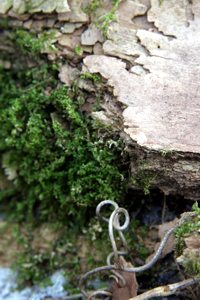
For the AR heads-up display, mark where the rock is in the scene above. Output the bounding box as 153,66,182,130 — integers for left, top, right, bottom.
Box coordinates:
103,23,145,62
148,0,190,37
116,0,148,27
59,63,80,86
130,65,147,75
23,19,33,29
81,24,104,46
83,0,200,198
12,0,70,14
93,42,104,55
0,0,12,14
58,0,88,23
8,9,30,20
60,23,78,34
82,45,93,53
46,18,56,28
8,19,23,27
91,111,114,126
31,19,46,31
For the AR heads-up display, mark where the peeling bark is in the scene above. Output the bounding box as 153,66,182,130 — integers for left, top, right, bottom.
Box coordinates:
1,0,200,199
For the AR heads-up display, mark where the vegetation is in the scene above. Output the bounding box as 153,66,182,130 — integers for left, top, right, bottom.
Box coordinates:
74,45,83,56
0,29,128,286
175,202,200,277
84,0,122,36
83,0,103,14
13,29,57,54
0,63,127,223
97,0,122,36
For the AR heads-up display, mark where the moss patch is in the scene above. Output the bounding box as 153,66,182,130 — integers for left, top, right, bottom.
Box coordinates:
0,29,128,287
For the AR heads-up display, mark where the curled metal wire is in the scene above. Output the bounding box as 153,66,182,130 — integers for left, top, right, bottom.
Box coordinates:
96,200,129,255
79,201,195,299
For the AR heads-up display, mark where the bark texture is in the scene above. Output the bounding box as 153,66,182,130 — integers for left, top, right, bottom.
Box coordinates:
1,0,200,200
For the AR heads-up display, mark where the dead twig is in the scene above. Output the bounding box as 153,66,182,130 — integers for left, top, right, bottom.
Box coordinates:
129,278,200,300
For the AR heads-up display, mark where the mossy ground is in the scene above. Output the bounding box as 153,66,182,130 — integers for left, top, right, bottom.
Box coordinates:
0,28,129,287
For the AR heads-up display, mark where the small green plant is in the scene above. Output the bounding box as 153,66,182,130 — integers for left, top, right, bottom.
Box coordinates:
160,149,173,157
175,202,200,239
96,0,122,36
80,72,102,83
175,202,200,257
13,29,57,54
12,223,83,287
74,45,83,56
131,172,156,195
83,0,102,14
183,252,200,278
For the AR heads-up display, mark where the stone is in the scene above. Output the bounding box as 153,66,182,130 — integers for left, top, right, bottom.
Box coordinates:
103,23,145,62
81,24,104,46
130,65,147,75
82,45,93,53
0,0,12,13
58,34,73,48
117,0,148,27
93,42,104,55
31,20,46,32
23,19,33,29
59,63,80,86
8,9,30,20
148,0,190,37
60,23,77,33
12,0,70,14
58,0,88,23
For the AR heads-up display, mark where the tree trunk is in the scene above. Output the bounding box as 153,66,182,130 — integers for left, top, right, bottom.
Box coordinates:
1,0,200,200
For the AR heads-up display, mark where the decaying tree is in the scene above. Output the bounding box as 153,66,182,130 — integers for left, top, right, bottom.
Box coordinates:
1,0,200,200
0,0,200,298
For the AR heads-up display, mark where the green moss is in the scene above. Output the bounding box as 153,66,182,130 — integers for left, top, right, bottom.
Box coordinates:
12,223,83,287
175,202,200,276
74,45,83,56
0,63,127,224
131,170,156,195
96,0,121,36
175,202,200,240
183,253,200,278
0,28,129,287
0,18,9,29
80,72,102,83
83,0,102,14
13,29,57,54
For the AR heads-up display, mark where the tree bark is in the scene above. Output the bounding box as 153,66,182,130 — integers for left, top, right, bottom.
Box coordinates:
1,0,200,200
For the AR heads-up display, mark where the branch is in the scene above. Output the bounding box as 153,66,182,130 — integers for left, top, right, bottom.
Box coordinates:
129,278,200,300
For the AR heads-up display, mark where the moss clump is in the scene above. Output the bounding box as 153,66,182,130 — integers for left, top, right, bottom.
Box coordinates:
175,202,200,242
175,202,200,277
80,72,102,83
12,29,57,54
131,168,156,195
83,0,102,14
96,0,122,36
0,63,127,224
0,28,129,287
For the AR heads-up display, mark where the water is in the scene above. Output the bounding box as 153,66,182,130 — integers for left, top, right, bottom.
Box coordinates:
0,268,68,300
